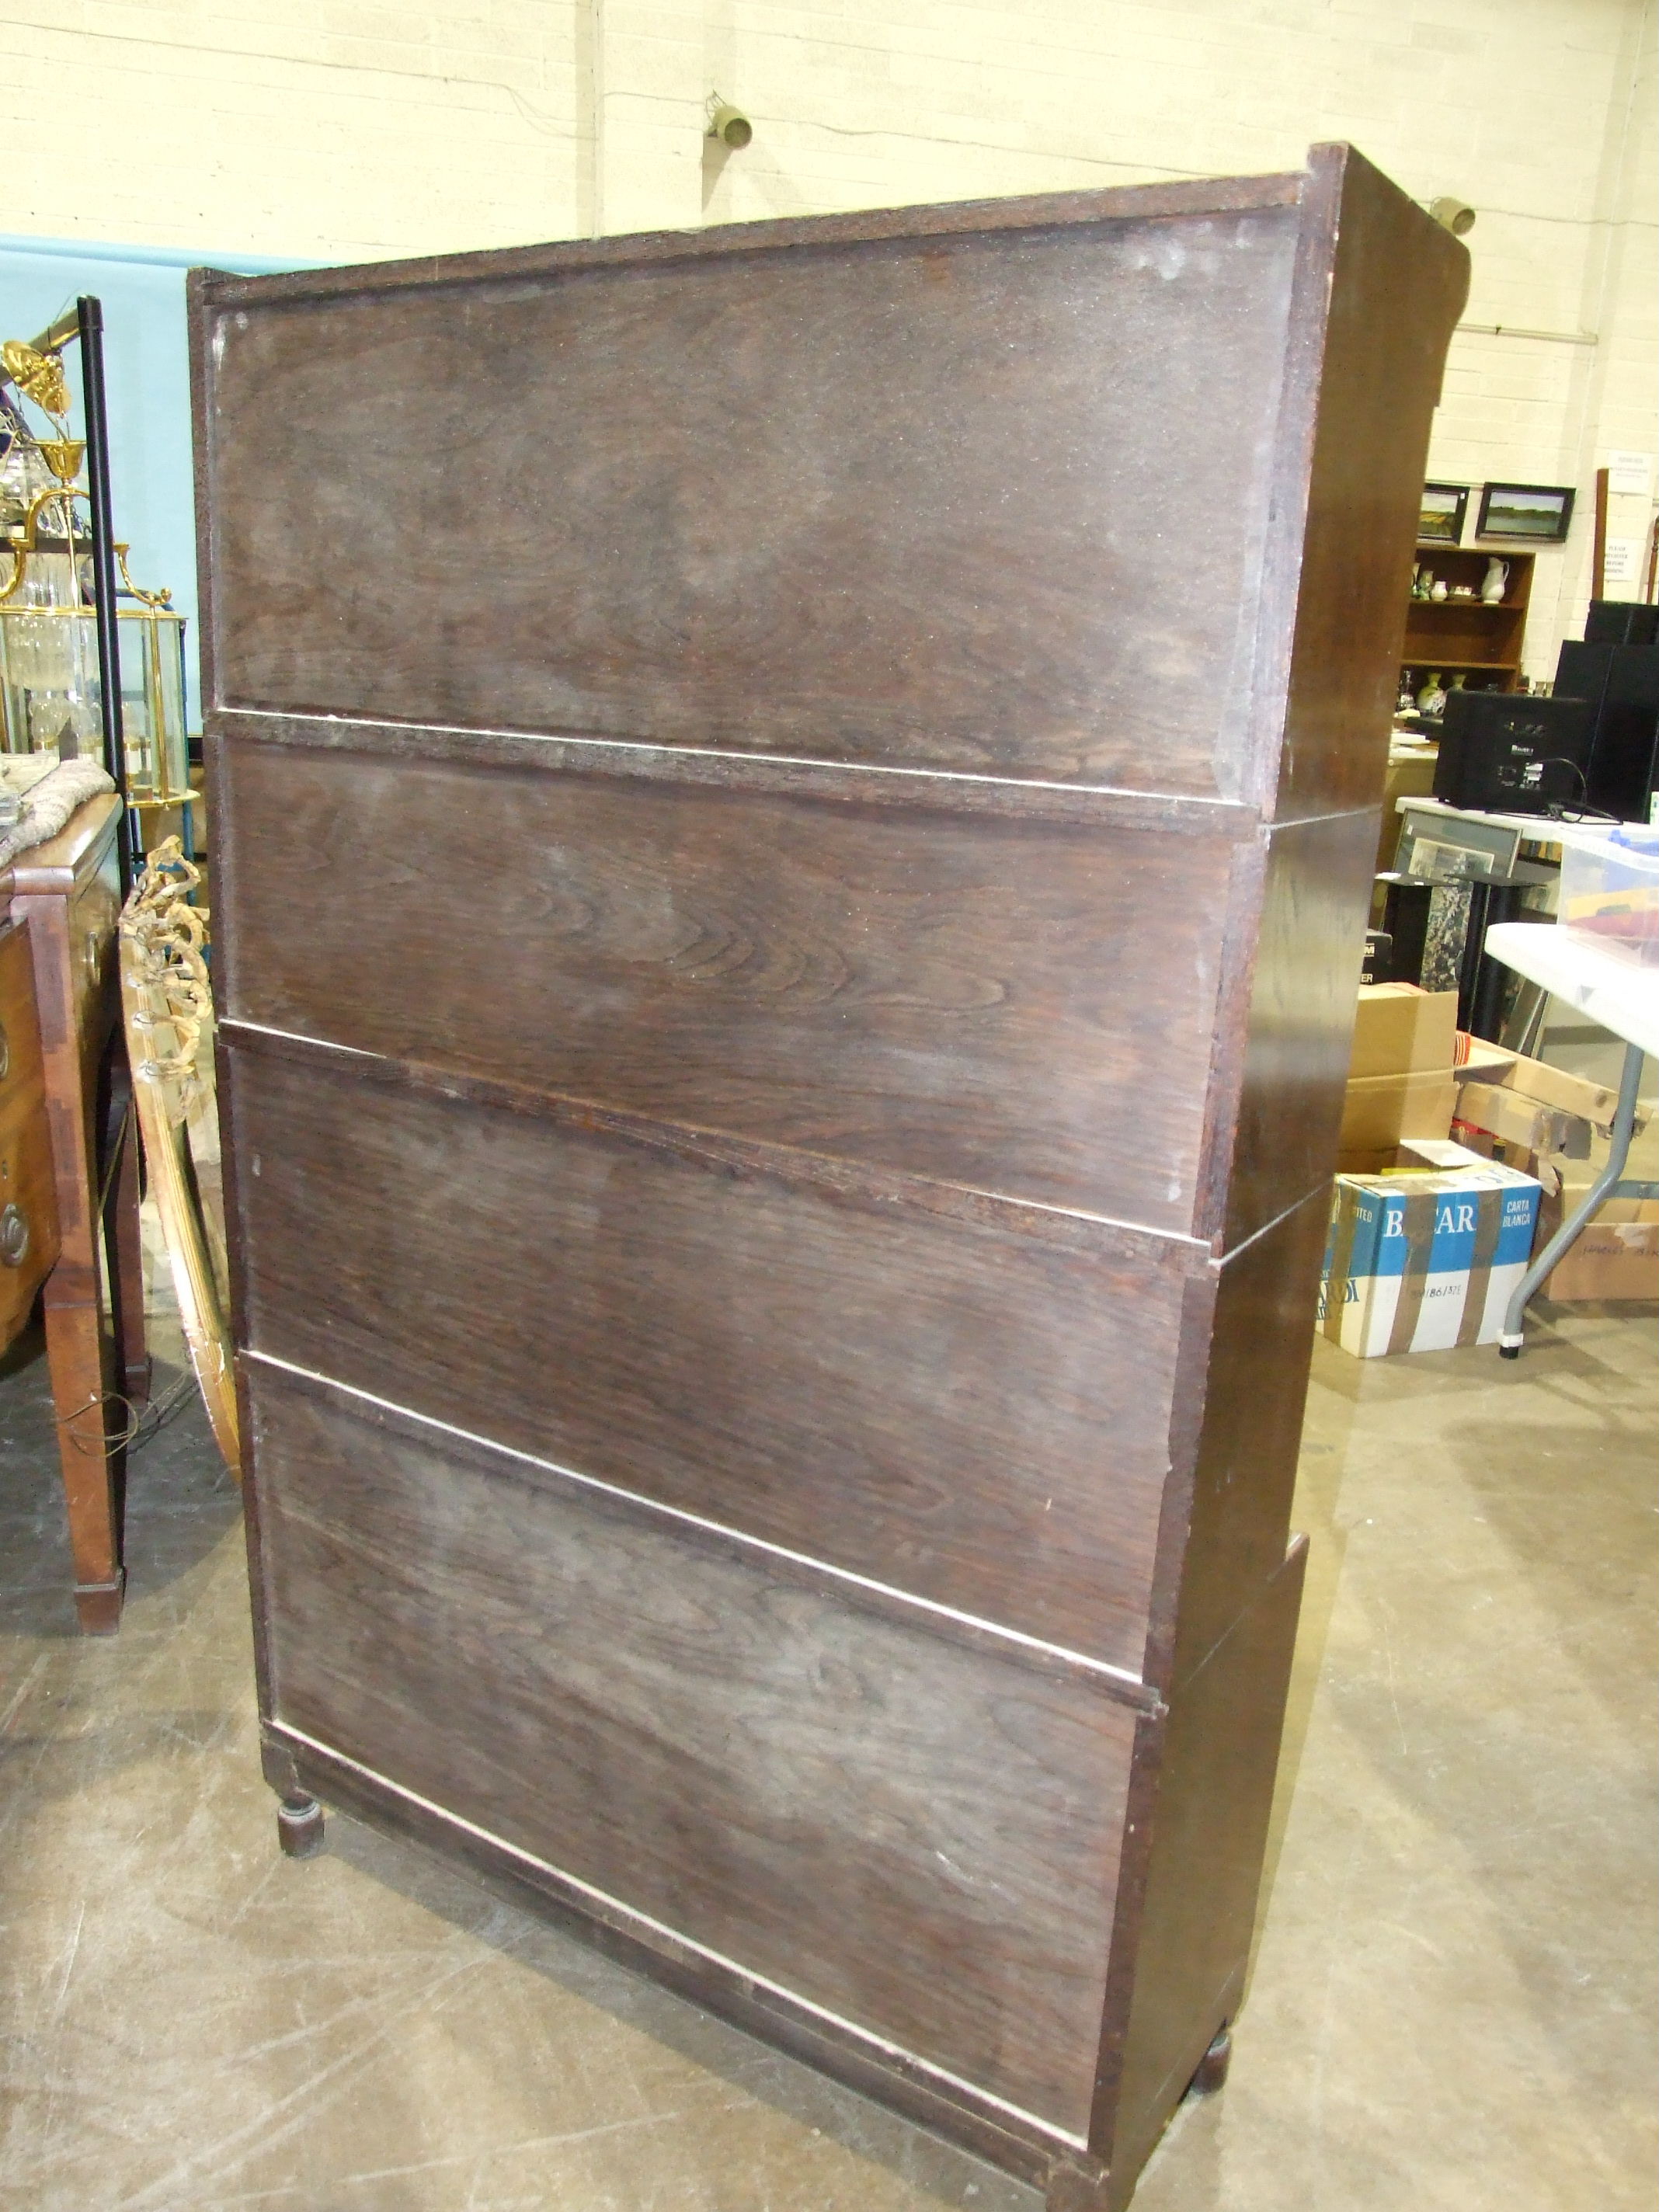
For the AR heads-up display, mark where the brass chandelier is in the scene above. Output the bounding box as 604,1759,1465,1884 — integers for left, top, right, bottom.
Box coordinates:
1,337,189,806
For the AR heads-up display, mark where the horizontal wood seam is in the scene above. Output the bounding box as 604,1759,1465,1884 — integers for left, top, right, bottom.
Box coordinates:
266,1718,1094,2150
1212,1180,1332,1266
247,1347,1163,1710
211,708,1260,836
195,171,1306,309
222,1017,1213,1268
1261,802,1386,833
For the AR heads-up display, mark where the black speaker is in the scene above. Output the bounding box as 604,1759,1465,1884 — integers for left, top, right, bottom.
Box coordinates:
1556,640,1659,821
1556,641,1616,756
1431,689,1595,813
1584,599,1659,646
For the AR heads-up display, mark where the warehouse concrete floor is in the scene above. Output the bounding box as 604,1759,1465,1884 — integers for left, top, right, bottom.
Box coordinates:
1,1304,1654,2212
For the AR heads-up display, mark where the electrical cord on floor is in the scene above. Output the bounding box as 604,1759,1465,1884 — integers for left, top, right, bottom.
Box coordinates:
57,1366,201,1459
64,1101,200,1458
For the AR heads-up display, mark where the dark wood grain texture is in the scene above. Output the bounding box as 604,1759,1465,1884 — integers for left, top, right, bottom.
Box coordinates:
1096,1542,1309,2206
252,1361,1136,2139
201,170,1306,311
1214,806,1386,1249
1260,149,1471,824
193,141,1468,2210
214,732,1241,1232
202,207,1301,796
208,708,1256,831
264,1723,1076,2192
225,1031,1189,1674
1148,1185,1334,1693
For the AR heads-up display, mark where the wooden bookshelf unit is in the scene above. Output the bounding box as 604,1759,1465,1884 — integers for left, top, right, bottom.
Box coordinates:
190,148,1467,2212
1402,544,1533,697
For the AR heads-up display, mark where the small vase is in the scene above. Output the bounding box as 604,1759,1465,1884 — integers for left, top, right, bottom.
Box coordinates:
1481,557,1510,604
1417,672,1447,718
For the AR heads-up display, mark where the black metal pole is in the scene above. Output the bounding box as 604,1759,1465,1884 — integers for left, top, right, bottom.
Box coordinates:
76,294,135,898
1469,882,1524,1042
1454,878,1490,1035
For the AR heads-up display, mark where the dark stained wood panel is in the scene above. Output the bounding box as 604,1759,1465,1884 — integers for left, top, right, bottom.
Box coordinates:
193,142,1471,2211
252,1363,1137,2138
1263,155,1473,823
202,207,1302,797
1219,806,1382,1248
226,1036,1190,1672
1145,1188,1330,1693
203,172,1306,312
1099,1542,1307,2202
215,734,1241,1231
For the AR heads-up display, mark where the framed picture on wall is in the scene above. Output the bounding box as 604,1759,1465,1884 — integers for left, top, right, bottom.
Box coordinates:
1476,482,1575,541
1417,482,1469,544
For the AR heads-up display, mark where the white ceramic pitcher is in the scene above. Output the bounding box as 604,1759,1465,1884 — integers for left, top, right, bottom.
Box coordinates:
1481,557,1510,603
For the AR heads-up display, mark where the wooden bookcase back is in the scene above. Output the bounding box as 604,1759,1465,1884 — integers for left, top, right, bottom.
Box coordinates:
192,144,1466,2211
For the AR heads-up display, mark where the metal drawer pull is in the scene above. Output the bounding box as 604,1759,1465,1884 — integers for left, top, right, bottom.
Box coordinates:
0,1202,29,1267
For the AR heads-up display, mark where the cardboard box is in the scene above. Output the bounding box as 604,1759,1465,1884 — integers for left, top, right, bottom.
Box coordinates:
1451,1067,1657,1301
1348,983,1459,1079
1339,983,1459,1169
1452,1042,1633,1132
1452,1082,1591,1161
1535,1118,1659,1300
1317,1139,1541,1357
1453,1038,1518,1084
1540,1203,1659,1301
1337,1069,1456,1166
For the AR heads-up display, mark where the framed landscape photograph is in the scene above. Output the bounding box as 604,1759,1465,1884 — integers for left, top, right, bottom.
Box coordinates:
1476,482,1575,542
1418,482,1469,544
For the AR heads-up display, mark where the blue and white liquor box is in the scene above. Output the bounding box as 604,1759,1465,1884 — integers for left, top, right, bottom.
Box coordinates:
1317,1139,1541,1358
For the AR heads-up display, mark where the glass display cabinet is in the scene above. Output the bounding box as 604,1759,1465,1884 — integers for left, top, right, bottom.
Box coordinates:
1,354,191,809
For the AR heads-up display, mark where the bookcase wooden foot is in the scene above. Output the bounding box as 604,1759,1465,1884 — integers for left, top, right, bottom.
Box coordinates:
1188,2026,1233,2096
1043,2153,1111,2212
276,1792,326,1858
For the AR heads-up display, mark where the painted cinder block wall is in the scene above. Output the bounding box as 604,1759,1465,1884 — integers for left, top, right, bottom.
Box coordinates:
5,0,1654,678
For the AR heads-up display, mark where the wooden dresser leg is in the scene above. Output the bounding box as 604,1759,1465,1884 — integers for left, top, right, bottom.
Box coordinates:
276,1793,327,1859
43,1284,125,1634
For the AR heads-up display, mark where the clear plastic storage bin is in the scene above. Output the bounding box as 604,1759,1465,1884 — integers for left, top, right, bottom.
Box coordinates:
1558,826,1659,967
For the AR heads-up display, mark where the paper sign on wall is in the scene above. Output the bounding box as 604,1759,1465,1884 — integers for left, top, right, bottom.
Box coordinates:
1602,536,1641,585
1605,450,1654,497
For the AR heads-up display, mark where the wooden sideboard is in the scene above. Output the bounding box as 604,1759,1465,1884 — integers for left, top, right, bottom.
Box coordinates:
3,791,148,1632
0,912,61,1352
191,145,1466,2208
